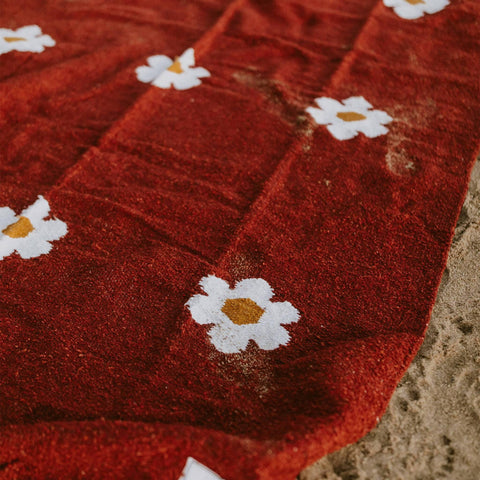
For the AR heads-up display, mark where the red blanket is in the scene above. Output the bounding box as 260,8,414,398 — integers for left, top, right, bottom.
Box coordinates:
0,0,479,478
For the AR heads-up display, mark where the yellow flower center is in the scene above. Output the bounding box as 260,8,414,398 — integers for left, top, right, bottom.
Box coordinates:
4,37,26,43
2,216,34,238
167,59,184,74
336,111,367,122
405,0,425,4
221,298,265,326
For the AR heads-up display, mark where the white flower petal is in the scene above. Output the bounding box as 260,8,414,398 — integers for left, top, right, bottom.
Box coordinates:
136,55,172,83
39,35,55,47
358,121,389,138
186,294,223,326
0,207,17,230
172,73,202,91
0,238,16,260
20,43,45,53
16,25,42,38
327,123,358,140
343,96,373,112
232,278,273,306
370,109,393,125
151,70,177,89
147,55,173,70
179,48,195,69
34,218,68,242
306,106,331,125
251,324,290,350
208,324,251,353
23,196,49,227
14,236,53,259
189,66,211,79
264,301,300,325
199,275,230,297
394,5,424,19
135,66,156,84
179,457,224,480
424,0,449,14
314,97,343,113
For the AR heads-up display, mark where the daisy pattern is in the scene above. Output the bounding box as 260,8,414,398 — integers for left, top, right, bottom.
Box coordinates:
186,275,300,354
0,25,55,56
0,196,67,260
136,48,210,90
383,0,449,19
179,457,224,480
306,96,393,141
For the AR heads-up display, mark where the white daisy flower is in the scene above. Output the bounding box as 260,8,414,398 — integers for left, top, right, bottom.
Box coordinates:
306,96,393,141
0,25,55,56
383,0,449,20
0,196,67,260
186,275,300,354
136,48,210,91
179,457,224,480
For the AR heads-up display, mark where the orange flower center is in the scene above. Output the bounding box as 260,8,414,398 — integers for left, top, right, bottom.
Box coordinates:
167,59,184,74
221,298,265,326
4,37,26,43
405,0,425,4
336,111,367,122
2,216,34,238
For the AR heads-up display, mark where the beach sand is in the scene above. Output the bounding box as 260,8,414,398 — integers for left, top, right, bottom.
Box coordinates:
299,158,480,480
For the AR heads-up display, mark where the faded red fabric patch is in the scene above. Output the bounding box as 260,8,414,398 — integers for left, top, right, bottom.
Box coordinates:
0,0,479,478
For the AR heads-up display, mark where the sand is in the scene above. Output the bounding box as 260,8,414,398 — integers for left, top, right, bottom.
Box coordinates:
299,158,480,480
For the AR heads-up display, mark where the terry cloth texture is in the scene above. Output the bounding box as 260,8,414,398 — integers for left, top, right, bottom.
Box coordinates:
0,0,479,479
